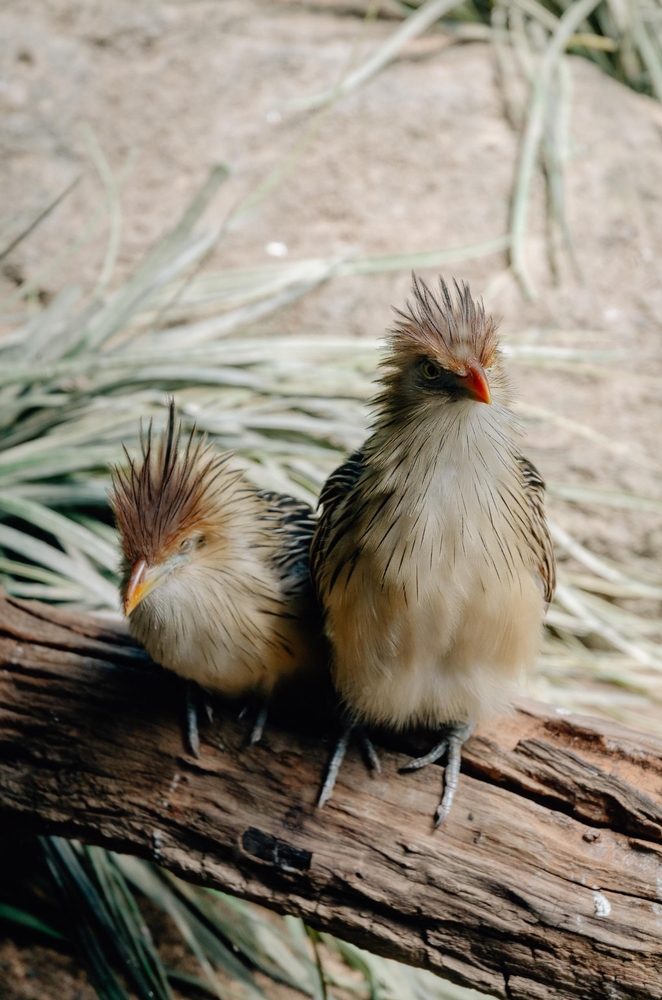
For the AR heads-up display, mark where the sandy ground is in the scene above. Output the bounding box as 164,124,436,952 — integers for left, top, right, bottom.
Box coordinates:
1,0,662,995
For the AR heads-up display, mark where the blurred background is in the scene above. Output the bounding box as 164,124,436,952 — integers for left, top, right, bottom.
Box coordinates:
1,1,661,998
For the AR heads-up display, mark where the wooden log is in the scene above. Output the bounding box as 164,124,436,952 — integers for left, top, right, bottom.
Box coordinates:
0,592,661,1000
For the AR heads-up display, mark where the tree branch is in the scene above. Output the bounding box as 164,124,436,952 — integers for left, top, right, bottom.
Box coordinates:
0,593,661,999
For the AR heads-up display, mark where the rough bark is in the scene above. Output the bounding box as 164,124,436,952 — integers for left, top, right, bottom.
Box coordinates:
0,593,661,1000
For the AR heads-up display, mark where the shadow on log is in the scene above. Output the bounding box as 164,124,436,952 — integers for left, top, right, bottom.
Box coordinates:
0,592,661,999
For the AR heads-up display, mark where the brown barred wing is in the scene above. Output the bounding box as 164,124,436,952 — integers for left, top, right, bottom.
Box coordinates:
310,449,366,604
258,490,316,596
516,455,556,605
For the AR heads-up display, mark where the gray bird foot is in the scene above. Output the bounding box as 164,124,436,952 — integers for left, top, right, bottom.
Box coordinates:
184,683,220,756
238,698,270,746
248,700,269,746
318,719,381,809
399,721,474,828
185,680,201,758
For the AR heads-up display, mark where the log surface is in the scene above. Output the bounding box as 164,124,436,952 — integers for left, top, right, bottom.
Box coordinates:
0,593,661,1000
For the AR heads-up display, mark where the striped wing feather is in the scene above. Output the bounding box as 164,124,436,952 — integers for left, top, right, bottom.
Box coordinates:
258,490,317,598
312,449,555,607
516,455,556,604
310,449,365,601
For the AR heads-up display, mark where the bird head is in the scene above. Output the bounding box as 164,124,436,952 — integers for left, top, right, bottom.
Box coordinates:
377,275,508,419
110,401,244,617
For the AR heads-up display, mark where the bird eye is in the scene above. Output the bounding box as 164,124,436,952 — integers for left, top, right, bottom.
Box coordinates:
421,360,440,380
179,534,205,554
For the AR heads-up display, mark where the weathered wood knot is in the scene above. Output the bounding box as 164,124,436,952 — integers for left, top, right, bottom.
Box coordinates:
241,828,312,872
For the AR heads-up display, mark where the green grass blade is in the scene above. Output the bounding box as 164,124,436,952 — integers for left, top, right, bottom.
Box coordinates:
0,902,67,941
291,0,468,111
509,0,603,299
167,877,315,995
114,855,265,1000
86,848,175,1000
548,483,662,513
0,494,118,570
40,838,133,1000
0,523,118,606
80,163,229,354
0,176,81,264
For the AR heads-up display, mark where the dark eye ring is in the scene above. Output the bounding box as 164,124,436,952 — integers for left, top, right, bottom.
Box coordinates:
421,360,440,380
180,537,195,553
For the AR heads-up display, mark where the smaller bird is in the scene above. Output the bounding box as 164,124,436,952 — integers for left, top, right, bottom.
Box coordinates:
110,400,322,753
312,275,555,825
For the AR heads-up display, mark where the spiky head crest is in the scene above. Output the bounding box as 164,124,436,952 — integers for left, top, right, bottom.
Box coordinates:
386,273,499,374
110,400,243,567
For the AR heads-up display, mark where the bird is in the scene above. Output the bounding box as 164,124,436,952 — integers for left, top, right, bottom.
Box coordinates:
311,275,555,826
110,400,322,754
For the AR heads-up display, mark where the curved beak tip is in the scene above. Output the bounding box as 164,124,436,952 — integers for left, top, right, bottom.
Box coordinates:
124,595,138,617
463,361,491,405
124,559,148,617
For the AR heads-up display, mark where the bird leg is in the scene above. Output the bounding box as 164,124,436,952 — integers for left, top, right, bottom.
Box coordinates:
359,731,382,774
399,721,474,828
248,699,269,746
238,698,270,745
183,682,219,757
185,680,201,758
202,694,214,724
318,720,352,809
434,724,473,828
318,717,381,809
399,738,448,771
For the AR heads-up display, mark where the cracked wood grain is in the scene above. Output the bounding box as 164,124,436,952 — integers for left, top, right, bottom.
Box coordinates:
0,593,661,1000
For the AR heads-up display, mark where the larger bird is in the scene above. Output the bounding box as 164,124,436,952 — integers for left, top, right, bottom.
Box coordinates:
111,401,321,753
312,276,555,825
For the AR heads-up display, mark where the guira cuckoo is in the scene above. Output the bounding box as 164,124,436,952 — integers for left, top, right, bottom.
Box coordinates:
111,401,322,754
312,276,555,825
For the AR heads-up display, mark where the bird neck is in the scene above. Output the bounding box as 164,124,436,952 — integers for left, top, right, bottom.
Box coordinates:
355,395,533,594
366,395,520,497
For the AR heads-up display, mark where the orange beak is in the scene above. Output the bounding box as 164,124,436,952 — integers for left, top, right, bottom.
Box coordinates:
124,559,152,616
459,360,491,405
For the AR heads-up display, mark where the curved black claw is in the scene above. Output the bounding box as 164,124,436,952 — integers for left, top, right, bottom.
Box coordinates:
399,721,474,828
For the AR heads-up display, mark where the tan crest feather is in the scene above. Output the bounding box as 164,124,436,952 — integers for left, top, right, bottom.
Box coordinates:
110,400,245,566
386,273,499,374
